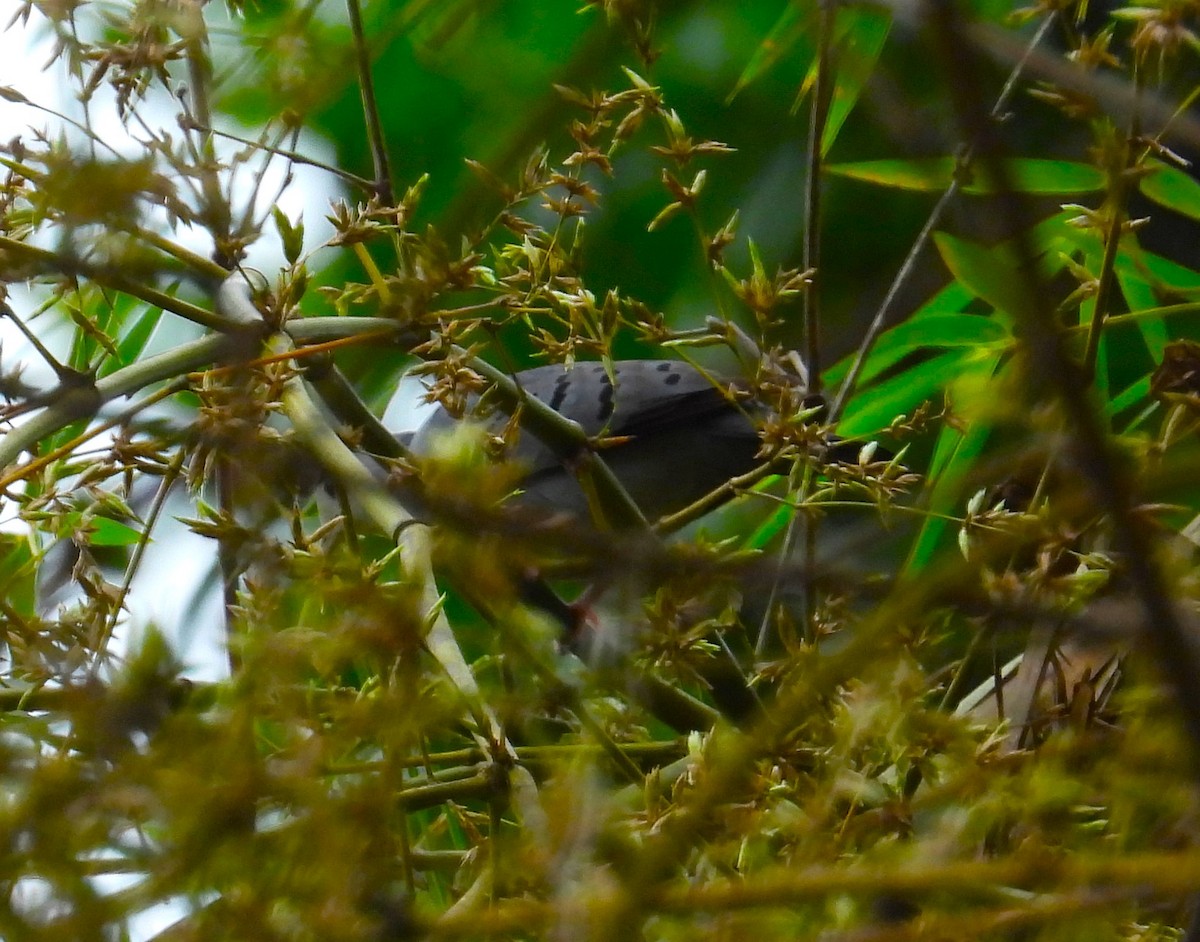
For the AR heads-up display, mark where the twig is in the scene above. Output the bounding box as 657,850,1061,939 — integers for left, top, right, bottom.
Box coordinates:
346,0,394,203
180,119,378,191
802,0,835,392
91,450,188,674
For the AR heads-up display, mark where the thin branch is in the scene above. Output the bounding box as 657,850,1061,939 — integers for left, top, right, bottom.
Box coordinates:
0,301,74,381
0,377,188,494
969,19,1200,152
1080,172,1128,383
346,0,394,203
0,333,235,470
181,119,379,192
179,7,233,259
91,449,187,674
1081,75,1142,386
802,0,835,392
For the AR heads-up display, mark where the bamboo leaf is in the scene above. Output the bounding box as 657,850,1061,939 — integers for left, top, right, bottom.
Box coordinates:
904,415,991,572
1106,374,1152,417
728,4,817,103
904,353,1006,571
838,348,970,438
819,7,892,155
825,282,978,390
1117,268,1169,363
933,232,1029,318
103,305,164,377
87,517,144,547
828,158,1105,194
1139,159,1200,222
854,314,1010,386
1116,240,1200,296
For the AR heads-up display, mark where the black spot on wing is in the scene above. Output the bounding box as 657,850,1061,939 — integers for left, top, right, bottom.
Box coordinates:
596,371,615,424
656,362,683,386
548,373,570,412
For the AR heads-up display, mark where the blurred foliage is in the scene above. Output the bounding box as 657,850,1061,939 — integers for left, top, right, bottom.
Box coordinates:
3,0,1200,939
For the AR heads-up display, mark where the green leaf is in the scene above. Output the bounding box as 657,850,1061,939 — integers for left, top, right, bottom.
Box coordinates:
825,282,977,390
933,230,1068,320
273,206,306,265
87,517,144,547
1139,159,1200,222
1076,243,1110,406
909,279,979,317
103,305,164,376
856,314,1010,386
66,300,119,371
819,7,892,155
904,354,1006,571
933,232,1031,318
48,418,90,455
1106,375,1152,417
744,497,790,552
1022,207,1085,259
1117,268,1168,363
905,420,990,573
838,349,969,438
0,534,37,618
728,4,817,103
1116,240,1200,296
747,238,766,283
828,158,1105,194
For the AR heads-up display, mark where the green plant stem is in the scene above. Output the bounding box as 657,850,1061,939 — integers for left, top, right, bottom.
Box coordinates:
285,316,412,343
1089,301,1200,330
75,848,466,878
0,377,188,499
136,228,230,281
180,8,233,256
279,344,513,762
92,449,187,673
303,356,406,458
398,768,501,812
329,740,686,777
1081,167,1129,384
1088,50,1147,386
0,237,236,332
802,0,834,392
0,332,236,470
181,119,379,193
656,457,781,535
1,301,71,380
432,849,1200,937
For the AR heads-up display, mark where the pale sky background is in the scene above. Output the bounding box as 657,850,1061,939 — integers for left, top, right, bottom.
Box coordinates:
0,8,432,701
1,9,350,937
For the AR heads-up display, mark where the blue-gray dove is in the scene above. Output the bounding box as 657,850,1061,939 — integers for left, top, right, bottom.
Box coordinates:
407,359,766,524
